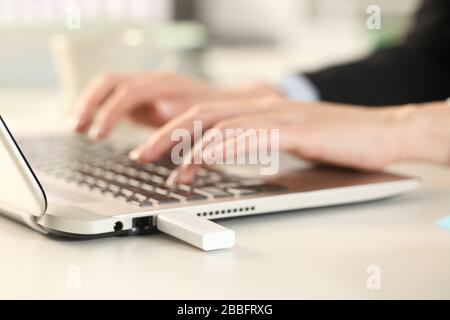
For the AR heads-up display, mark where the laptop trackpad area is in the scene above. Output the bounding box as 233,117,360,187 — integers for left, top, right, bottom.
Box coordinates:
42,179,139,216
44,181,98,203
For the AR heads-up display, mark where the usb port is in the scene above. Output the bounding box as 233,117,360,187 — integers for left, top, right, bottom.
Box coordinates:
132,216,154,233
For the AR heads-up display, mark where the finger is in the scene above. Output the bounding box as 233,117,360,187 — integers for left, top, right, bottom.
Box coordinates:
167,128,226,184
70,73,127,132
170,113,293,183
130,96,281,163
88,73,194,140
87,86,141,140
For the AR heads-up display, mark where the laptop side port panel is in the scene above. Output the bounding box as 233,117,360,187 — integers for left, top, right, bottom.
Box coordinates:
129,216,157,235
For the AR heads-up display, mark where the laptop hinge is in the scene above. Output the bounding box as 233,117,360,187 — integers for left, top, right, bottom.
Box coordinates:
0,206,48,234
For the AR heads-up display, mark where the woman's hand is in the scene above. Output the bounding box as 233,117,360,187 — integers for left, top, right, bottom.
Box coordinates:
71,70,450,183
70,71,281,140
129,96,431,184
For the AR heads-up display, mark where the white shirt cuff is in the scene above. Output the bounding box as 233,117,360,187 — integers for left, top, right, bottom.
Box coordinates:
276,75,320,102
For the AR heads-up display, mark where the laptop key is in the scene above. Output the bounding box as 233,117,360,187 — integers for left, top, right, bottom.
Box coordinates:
127,196,147,207
160,185,207,201
22,135,285,206
134,193,147,202
141,183,154,192
181,192,207,201
95,180,109,189
128,178,141,187
85,176,96,185
154,187,169,195
195,187,231,198
226,188,259,196
150,175,164,184
215,182,241,189
138,201,155,207
147,194,179,204
116,193,129,202
177,184,192,192
168,192,186,202
102,190,116,199
154,166,171,176
108,184,121,193
121,188,134,198
240,179,266,187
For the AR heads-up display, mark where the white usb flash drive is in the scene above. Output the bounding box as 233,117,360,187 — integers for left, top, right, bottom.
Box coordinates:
156,212,235,251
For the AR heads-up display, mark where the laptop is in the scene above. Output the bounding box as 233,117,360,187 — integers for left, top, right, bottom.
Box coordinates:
0,115,420,250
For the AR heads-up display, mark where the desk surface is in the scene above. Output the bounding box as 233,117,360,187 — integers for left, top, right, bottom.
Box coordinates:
1,91,450,299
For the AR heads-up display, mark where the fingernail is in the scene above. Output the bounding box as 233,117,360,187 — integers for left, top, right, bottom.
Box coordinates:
129,149,141,161
88,125,104,141
166,170,179,186
68,115,82,131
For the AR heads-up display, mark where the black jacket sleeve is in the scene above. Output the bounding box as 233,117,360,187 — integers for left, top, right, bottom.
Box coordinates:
304,0,450,106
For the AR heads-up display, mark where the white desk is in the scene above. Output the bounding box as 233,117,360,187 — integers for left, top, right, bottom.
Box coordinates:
1,90,450,299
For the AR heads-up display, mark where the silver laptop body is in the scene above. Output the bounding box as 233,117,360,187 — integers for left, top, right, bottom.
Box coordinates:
0,115,420,239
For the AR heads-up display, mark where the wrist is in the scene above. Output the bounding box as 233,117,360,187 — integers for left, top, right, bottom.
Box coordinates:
386,105,419,163
220,83,283,101
392,102,450,164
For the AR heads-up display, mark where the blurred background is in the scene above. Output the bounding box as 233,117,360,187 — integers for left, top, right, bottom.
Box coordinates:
0,0,420,114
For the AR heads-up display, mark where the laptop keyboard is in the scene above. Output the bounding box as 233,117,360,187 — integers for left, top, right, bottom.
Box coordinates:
18,136,284,207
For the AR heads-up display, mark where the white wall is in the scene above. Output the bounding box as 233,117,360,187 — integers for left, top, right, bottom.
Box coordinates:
0,0,421,88
198,0,420,46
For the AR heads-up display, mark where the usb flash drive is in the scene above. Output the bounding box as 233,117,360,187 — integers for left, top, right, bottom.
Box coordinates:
156,212,235,251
